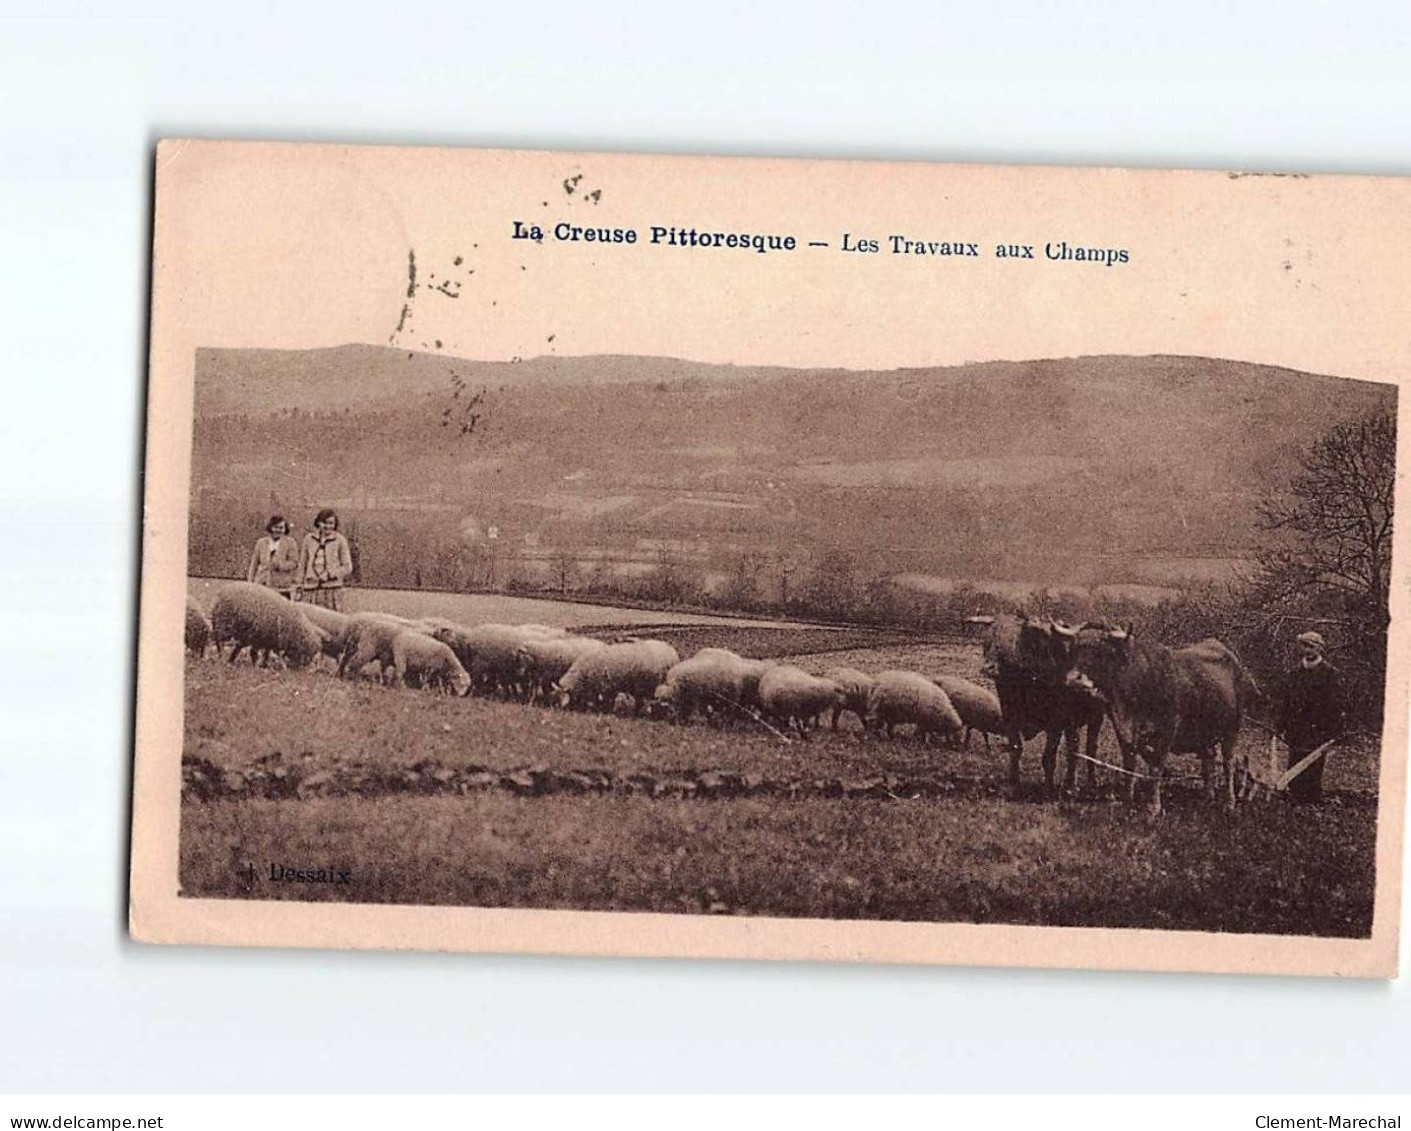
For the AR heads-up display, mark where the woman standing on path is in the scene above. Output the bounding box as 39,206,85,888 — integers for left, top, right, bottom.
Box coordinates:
298,508,354,611
246,514,300,599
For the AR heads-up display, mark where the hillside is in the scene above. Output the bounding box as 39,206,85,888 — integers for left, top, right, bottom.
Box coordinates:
194,345,812,416
189,346,1396,591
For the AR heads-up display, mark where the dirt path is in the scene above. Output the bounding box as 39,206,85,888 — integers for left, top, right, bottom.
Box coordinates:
187,576,837,630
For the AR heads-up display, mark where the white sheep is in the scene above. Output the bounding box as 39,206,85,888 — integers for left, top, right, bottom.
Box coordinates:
391,631,471,695
185,596,212,658
693,648,775,715
823,666,875,731
654,650,749,724
210,581,325,669
295,602,353,665
428,622,540,697
931,673,1004,751
338,612,430,681
867,671,964,744
558,639,681,714
514,635,607,703
758,665,846,735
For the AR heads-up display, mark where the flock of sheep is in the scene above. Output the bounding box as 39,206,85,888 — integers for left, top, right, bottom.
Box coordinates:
184,581,1005,746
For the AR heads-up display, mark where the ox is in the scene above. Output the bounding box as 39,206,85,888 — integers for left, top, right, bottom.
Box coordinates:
1064,624,1260,814
968,614,1104,795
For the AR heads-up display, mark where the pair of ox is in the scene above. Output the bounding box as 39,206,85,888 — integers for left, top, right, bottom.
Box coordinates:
971,614,1259,814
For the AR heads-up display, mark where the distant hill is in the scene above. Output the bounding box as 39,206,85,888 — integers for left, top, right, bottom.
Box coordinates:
190,346,1396,590
194,344,815,416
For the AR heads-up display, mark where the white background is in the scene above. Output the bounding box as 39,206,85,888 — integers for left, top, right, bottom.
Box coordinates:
2,0,1410,1094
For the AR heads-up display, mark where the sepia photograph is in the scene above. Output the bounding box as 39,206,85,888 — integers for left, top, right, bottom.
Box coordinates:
131,141,1409,975
180,348,1393,934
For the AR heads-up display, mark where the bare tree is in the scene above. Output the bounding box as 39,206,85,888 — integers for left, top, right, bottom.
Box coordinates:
800,548,861,618
722,551,767,611
1254,409,1395,632
1244,409,1395,726
645,544,683,604
550,545,577,595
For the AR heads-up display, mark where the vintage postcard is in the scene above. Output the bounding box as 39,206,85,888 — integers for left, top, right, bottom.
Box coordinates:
132,140,1409,976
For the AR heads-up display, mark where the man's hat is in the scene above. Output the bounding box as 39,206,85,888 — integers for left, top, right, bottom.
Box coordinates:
1296,631,1326,651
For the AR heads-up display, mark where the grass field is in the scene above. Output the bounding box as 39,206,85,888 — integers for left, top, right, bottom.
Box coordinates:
179,602,1382,938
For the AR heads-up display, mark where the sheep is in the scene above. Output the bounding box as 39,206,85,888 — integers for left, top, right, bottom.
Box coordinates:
653,650,749,725
931,673,1005,751
209,581,324,669
481,623,569,696
338,615,559,690
823,667,875,731
295,602,353,665
557,639,680,714
391,630,471,695
514,635,607,703
758,665,846,736
692,648,775,715
866,671,964,744
338,612,431,681
428,622,541,697
185,596,212,657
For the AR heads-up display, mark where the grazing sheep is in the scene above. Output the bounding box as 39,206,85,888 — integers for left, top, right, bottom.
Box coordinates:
758,666,846,735
210,581,324,669
515,635,607,703
867,671,964,743
654,650,748,724
295,602,353,665
824,667,875,731
185,596,212,658
931,674,1004,751
692,649,775,715
736,659,775,711
339,612,431,681
392,631,471,695
558,639,680,714
429,623,544,697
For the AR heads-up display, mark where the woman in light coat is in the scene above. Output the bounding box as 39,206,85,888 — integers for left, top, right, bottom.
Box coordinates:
298,508,354,611
246,514,300,598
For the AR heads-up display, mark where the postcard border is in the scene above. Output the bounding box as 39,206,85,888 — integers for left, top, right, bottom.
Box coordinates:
130,139,1407,977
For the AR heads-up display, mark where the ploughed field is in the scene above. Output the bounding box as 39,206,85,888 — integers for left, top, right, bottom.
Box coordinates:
180,611,1380,937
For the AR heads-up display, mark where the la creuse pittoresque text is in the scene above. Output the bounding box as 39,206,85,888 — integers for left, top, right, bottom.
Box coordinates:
511,221,1130,267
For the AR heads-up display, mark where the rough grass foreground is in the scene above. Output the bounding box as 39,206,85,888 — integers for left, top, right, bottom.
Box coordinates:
180,661,1377,937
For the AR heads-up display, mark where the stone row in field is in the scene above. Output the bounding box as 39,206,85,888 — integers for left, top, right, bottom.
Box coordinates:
185,748,1375,809
181,749,1014,804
